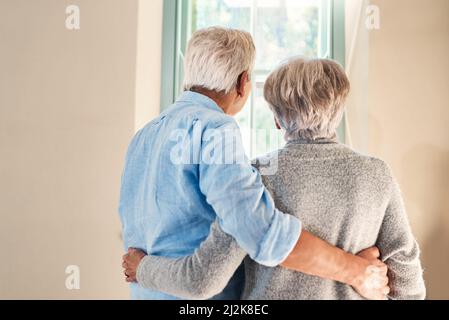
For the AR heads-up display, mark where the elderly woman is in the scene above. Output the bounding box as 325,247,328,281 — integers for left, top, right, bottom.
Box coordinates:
124,57,425,300
126,58,426,299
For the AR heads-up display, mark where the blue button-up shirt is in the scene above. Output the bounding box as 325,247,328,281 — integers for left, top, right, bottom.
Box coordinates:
119,91,301,300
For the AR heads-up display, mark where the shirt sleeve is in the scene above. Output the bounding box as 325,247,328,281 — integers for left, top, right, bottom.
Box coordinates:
376,174,426,300
136,220,247,299
198,119,301,267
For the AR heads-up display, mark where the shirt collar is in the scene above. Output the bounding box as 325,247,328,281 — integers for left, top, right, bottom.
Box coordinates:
176,91,225,114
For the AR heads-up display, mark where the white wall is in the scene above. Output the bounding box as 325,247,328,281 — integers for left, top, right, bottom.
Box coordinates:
345,0,370,151
0,0,163,299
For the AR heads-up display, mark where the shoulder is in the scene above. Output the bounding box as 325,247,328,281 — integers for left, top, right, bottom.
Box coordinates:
168,102,238,131
200,111,238,131
343,147,395,186
252,150,281,175
351,150,392,175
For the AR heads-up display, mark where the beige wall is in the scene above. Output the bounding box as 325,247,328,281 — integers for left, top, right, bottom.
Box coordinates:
0,0,162,299
135,0,163,131
347,0,449,299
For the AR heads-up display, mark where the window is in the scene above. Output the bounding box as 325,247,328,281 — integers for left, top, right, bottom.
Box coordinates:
161,0,345,158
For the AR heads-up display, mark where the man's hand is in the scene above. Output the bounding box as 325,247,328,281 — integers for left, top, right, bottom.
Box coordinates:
280,230,390,300
122,248,146,283
351,247,390,300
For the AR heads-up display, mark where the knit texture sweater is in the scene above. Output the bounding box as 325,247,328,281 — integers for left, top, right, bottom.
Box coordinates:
136,140,426,300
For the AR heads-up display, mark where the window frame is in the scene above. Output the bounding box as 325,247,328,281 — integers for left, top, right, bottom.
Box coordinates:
160,0,346,142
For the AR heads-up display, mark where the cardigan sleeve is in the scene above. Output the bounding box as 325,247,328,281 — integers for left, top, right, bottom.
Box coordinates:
136,220,247,299
376,174,426,300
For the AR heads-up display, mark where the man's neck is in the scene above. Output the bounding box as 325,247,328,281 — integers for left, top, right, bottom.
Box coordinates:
190,88,234,115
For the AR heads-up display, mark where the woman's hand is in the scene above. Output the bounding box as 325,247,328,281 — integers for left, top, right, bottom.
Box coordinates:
122,248,146,283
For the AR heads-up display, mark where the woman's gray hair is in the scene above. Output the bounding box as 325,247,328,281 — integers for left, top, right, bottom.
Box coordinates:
264,57,350,141
183,27,256,94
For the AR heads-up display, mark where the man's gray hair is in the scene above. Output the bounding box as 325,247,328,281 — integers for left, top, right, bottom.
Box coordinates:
264,57,350,141
183,27,256,94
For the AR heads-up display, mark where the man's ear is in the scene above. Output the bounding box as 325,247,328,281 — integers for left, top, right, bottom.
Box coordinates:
236,71,250,97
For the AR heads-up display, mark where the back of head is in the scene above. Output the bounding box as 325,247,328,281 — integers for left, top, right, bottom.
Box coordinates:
183,27,256,94
264,57,350,141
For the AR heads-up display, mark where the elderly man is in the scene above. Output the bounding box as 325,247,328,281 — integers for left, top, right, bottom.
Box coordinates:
119,27,389,300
